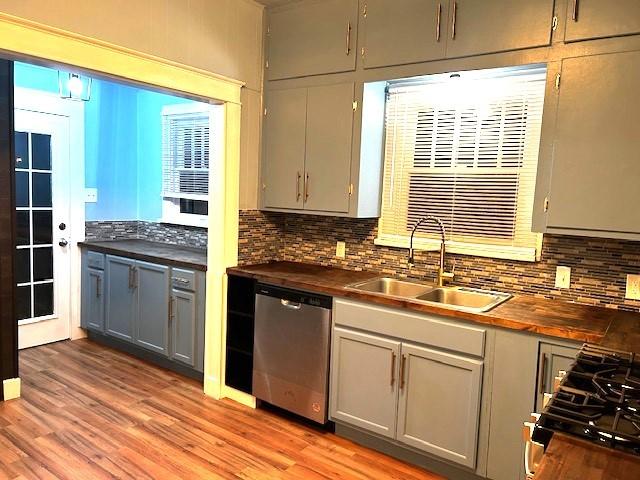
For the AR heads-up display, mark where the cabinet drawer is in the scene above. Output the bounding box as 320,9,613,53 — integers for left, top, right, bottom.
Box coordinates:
171,268,196,291
87,251,105,270
334,299,485,357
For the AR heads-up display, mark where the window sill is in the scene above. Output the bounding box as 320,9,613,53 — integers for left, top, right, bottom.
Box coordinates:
374,235,541,262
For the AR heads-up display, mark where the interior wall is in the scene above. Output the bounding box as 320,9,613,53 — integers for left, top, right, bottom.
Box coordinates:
0,0,265,210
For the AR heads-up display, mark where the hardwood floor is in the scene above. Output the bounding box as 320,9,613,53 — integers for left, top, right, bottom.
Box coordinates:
0,339,443,480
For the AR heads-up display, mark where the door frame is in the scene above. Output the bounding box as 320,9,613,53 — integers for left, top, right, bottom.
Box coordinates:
0,12,244,403
14,88,85,346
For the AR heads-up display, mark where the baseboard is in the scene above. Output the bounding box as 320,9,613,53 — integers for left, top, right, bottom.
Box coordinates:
2,377,21,401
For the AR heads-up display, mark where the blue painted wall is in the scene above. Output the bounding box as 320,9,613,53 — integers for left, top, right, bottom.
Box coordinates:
14,62,196,221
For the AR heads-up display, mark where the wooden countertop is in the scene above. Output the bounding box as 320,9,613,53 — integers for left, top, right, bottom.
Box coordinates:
228,261,640,350
534,434,640,480
79,239,207,271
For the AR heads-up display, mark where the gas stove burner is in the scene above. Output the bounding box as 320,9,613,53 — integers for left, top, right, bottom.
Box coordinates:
535,344,640,457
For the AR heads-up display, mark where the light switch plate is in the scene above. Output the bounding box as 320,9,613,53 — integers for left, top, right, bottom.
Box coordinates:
84,188,98,203
555,266,571,289
626,274,640,300
336,241,346,259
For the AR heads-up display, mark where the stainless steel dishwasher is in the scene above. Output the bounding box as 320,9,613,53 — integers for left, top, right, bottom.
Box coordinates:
253,283,332,424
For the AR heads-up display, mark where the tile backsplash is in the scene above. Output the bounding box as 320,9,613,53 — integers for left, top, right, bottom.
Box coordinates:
86,221,207,248
238,210,640,312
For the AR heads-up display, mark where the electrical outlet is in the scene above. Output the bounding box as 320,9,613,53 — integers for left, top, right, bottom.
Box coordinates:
555,266,571,289
336,241,346,259
84,188,98,203
626,274,640,300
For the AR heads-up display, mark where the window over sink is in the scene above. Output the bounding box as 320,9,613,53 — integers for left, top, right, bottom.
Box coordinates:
376,65,546,261
161,103,221,227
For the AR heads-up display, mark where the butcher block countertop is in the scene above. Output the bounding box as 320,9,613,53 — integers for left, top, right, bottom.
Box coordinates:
534,434,640,480
227,261,640,352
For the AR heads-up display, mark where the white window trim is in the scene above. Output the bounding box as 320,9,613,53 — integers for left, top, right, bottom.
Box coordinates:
160,102,220,228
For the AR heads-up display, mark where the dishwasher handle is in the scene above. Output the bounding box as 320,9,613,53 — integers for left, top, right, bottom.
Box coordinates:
280,299,302,310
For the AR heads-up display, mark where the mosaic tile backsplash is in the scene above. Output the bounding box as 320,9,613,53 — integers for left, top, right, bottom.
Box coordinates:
86,221,207,248
237,210,640,312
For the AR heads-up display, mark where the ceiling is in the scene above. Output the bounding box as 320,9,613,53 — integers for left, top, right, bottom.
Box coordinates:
255,0,299,7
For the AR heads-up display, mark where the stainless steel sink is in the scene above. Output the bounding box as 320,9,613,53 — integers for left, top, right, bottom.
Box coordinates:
415,287,511,312
346,277,433,298
346,277,511,313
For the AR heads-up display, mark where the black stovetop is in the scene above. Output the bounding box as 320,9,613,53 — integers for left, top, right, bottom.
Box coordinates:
533,344,640,456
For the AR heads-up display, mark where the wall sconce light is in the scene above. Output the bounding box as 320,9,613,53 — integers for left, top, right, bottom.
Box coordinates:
58,72,92,101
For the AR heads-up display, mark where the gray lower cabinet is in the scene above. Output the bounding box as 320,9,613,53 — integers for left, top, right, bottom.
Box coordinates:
135,261,169,355
266,0,358,80
330,322,483,469
536,341,580,411
564,0,640,43
446,0,554,58
396,343,482,469
362,0,448,69
105,255,136,342
81,265,104,332
171,288,197,367
330,327,400,438
534,50,640,238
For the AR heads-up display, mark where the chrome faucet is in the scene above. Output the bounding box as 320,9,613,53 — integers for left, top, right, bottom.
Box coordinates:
408,216,454,287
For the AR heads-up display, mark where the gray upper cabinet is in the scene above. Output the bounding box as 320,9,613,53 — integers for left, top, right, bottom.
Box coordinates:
445,0,554,58
362,0,448,69
539,51,640,237
330,327,401,438
536,341,579,411
135,261,170,356
105,255,136,343
396,342,482,469
304,83,355,213
266,0,358,80
564,0,640,42
263,88,307,210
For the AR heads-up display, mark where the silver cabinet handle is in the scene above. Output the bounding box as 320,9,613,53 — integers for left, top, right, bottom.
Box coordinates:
436,3,442,42
296,171,301,201
128,266,133,289
390,351,396,386
400,355,407,389
572,0,579,21
304,173,310,201
96,275,102,298
451,1,457,40
168,296,175,321
346,21,352,55
133,267,138,289
280,299,302,310
538,353,548,395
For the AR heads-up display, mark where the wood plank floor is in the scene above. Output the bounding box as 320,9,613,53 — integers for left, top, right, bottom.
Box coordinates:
0,339,443,480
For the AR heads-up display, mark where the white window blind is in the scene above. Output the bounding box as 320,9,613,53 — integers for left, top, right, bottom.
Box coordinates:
377,67,546,261
162,109,210,200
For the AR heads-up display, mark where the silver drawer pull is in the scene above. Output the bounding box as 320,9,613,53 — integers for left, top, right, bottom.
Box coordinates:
281,299,302,310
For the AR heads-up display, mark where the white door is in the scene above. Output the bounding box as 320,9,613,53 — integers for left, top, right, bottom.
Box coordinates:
14,108,72,349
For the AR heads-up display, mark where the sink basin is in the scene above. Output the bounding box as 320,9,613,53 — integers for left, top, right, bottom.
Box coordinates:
346,277,511,313
346,277,433,298
416,287,511,313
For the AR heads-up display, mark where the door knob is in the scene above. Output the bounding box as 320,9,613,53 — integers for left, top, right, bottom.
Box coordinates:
58,238,68,247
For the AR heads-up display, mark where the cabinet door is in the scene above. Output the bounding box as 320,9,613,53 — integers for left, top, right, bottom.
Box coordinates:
565,0,640,42
105,255,136,343
171,288,196,367
330,327,400,438
536,342,579,411
545,51,640,234
303,83,354,213
263,88,307,210
362,0,448,69
82,267,104,332
266,0,358,80
396,343,483,469
135,261,169,356
446,0,554,58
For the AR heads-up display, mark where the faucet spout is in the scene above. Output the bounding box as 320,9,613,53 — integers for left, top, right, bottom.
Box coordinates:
408,216,454,287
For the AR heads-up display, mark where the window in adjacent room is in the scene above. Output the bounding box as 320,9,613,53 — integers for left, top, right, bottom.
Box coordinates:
161,103,218,227
376,65,547,261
